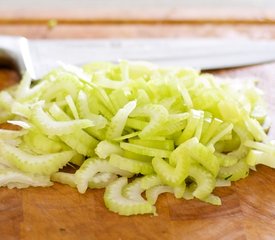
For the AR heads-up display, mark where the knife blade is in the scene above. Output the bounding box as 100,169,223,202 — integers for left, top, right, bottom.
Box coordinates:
0,36,275,80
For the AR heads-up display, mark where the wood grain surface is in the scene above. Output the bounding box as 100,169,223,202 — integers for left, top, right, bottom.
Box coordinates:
1,8,275,240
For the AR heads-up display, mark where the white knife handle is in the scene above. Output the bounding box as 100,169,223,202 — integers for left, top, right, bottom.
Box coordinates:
0,36,33,78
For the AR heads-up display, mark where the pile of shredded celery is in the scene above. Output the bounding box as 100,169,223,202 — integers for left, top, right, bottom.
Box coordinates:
0,61,274,216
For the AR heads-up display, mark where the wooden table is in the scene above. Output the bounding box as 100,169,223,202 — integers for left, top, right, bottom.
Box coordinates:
1,7,275,240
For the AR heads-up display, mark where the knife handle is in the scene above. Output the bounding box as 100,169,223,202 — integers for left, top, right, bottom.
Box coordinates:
0,36,30,77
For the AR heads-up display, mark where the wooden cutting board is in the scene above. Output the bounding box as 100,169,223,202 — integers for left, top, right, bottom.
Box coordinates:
0,61,275,240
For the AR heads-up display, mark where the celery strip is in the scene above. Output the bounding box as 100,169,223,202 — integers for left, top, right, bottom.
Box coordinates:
104,177,156,216
0,168,52,189
75,157,132,193
0,140,75,175
130,104,169,139
31,105,95,136
106,101,136,139
109,154,154,175
95,140,123,159
120,142,171,158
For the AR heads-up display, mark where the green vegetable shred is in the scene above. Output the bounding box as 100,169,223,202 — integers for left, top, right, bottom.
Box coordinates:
0,60,273,216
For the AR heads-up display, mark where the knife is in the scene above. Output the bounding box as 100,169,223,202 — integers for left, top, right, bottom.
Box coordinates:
0,36,275,80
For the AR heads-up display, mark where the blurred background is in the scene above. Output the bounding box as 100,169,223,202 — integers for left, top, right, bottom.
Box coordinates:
0,0,275,39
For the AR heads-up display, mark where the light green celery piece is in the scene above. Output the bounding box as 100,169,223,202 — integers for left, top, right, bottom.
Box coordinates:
158,139,197,186
169,137,199,167
85,127,107,141
186,141,220,177
201,117,212,137
49,102,101,143
176,78,193,108
92,72,125,90
218,159,249,181
218,99,241,123
95,140,123,159
49,103,98,156
194,111,205,141
216,125,252,164
0,168,52,189
75,157,133,193
182,186,195,200
92,86,116,115
128,61,154,80
136,89,151,106
129,78,154,100
262,116,272,133
77,89,99,115
51,172,76,188
19,81,49,103
244,116,267,142
176,109,203,145
246,149,275,168
113,132,140,142
11,102,32,118
70,153,85,166
123,177,145,201
146,185,174,204
122,150,152,161
51,171,118,189
15,72,32,99
129,139,174,151
126,118,148,130
214,131,241,153
120,142,171,158
109,154,154,175
0,91,14,122
119,60,130,82
0,91,14,111
82,61,114,76
206,123,233,148
96,102,114,121
0,129,27,140
159,97,177,111
31,105,94,136
215,179,231,187
157,113,189,137
200,117,223,145
22,129,67,154
215,152,238,167
76,90,107,129
251,104,267,124
106,100,137,140
189,164,216,200
130,104,169,139
65,95,79,119
174,183,186,198
0,140,75,175
109,89,130,112
14,72,47,102
58,63,91,83
41,69,83,101
152,153,191,187
59,131,98,156
140,174,162,190
203,194,221,205
48,103,71,120
104,177,156,216
88,172,118,189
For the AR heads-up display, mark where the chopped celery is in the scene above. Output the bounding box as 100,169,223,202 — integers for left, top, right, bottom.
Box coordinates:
0,60,273,216
0,168,52,189
104,177,156,216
